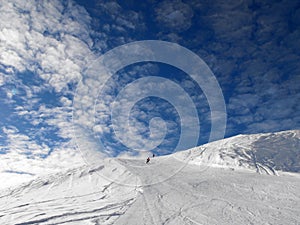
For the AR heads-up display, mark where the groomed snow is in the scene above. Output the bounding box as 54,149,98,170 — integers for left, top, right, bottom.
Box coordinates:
0,130,299,224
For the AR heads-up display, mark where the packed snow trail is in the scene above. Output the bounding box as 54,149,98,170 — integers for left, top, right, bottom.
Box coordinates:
116,156,300,225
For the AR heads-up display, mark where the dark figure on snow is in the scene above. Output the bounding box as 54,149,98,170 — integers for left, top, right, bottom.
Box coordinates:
146,157,150,164
153,153,155,157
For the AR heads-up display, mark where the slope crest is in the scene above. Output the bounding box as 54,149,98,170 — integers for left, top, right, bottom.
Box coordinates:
176,130,300,175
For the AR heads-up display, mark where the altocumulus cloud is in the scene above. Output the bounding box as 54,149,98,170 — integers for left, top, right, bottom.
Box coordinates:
0,0,94,186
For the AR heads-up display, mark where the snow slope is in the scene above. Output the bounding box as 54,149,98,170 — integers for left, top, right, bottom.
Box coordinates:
115,158,300,225
0,130,300,225
0,159,139,225
175,130,300,175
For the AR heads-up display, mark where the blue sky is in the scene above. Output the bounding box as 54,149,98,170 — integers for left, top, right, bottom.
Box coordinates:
0,0,299,176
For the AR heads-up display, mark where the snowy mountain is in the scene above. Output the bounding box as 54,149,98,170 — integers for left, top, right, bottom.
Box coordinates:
175,130,300,175
0,130,300,225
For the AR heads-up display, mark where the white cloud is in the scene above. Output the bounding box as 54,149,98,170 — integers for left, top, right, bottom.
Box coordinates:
0,0,97,189
0,144,85,189
0,0,93,92
155,0,194,32
0,0,98,144
2,126,50,157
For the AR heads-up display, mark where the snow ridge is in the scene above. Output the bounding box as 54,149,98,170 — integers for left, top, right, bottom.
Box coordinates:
176,130,300,175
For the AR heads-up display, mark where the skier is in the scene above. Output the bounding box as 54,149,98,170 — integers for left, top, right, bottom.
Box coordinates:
152,153,155,157
146,157,150,164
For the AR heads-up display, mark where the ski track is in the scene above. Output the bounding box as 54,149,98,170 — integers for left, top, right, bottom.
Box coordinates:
115,157,300,225
1,130,300,225
1,157,300,225
0,160,139,225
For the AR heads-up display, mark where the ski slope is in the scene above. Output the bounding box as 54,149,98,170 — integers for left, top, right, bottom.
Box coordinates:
115,157,300,225
0,159,139,225
0,130,300,225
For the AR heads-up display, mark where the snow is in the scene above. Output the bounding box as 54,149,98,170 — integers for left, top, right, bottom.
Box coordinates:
0,130,300,224
115,158,300,225
175,130,300,174
0,171,35,190
0,159,139,225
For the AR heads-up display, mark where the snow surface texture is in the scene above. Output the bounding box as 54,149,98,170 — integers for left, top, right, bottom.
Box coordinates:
0,130,300,225
175,130,300,175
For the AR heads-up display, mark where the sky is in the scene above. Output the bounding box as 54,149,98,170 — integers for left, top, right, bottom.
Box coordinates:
0,0,299,181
